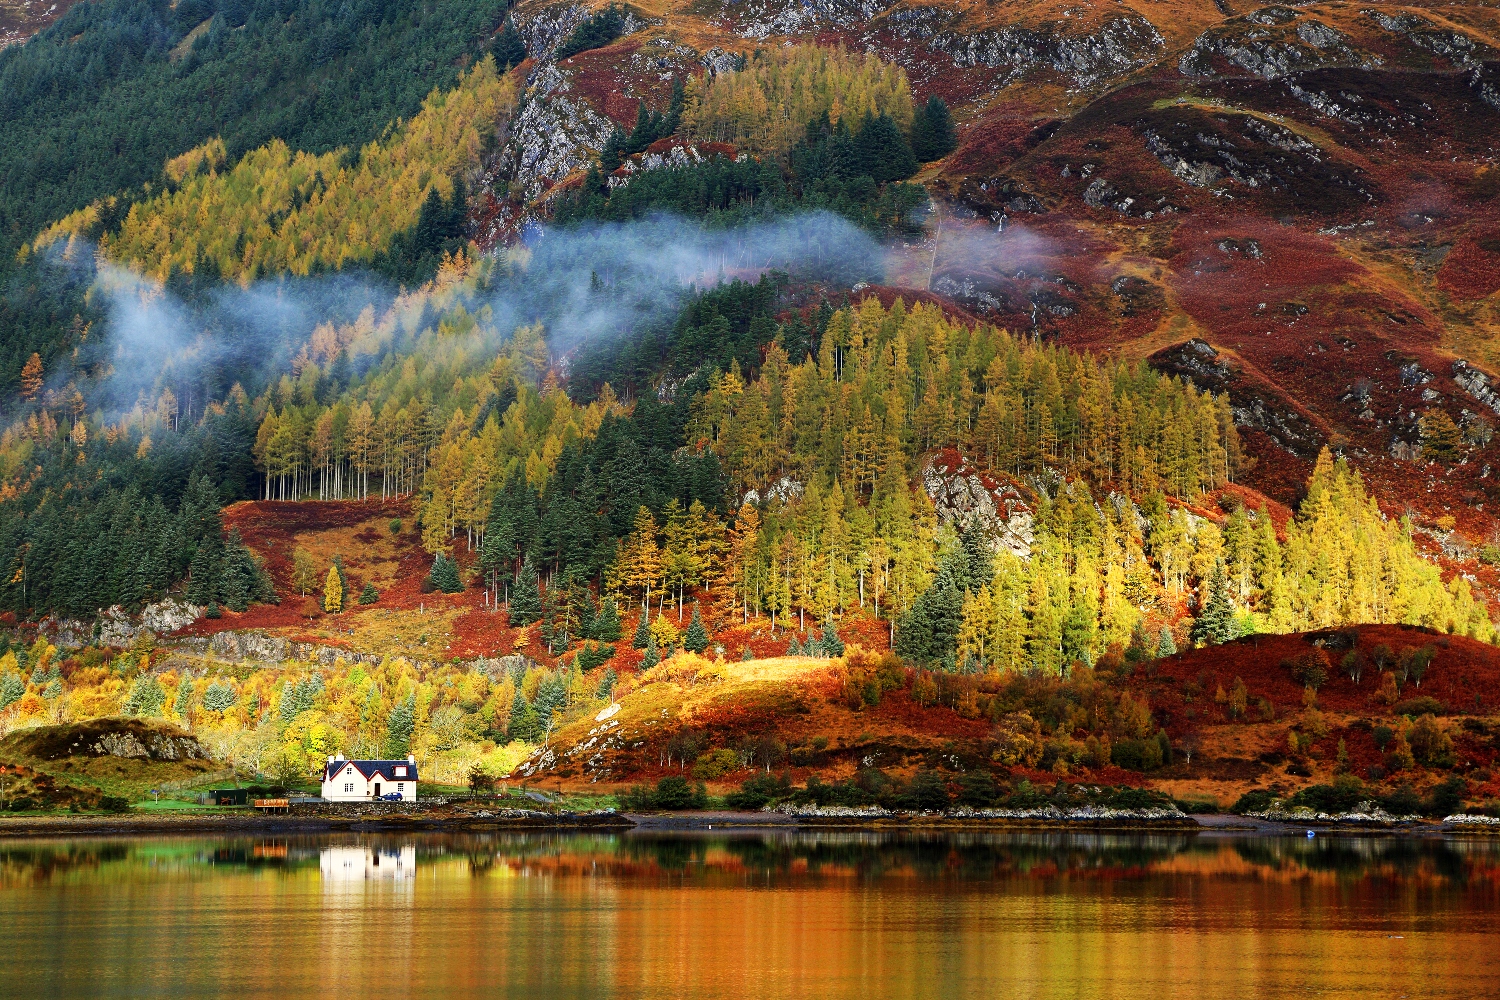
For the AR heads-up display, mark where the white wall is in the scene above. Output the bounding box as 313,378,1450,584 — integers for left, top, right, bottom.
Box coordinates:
321,762,418,802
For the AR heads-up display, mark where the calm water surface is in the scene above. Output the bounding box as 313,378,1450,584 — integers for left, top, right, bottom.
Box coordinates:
2,829,1497,999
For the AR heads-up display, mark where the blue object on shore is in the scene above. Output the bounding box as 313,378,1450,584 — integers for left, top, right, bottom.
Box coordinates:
1307,830,1316,838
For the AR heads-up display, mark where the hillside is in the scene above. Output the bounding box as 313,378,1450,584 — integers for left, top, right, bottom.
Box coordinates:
0,0,1497,818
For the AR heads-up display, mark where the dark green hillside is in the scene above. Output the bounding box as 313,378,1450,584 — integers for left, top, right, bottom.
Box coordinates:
0,0,508,267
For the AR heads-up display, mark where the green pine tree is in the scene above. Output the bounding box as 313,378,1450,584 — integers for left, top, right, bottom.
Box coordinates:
384,695,416,758
508,556,543,624
911,95,957,161
683,605,710,653
822,625,845,657
359,582,379,604
507,694,542,743
1191,561,1238,646
632,606,651,649
429,553,463,594
592,598,622,641
642,636,660,668
492,18,527,70
1157,625,1178,658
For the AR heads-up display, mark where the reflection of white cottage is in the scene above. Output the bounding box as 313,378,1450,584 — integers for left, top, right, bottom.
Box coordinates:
321,753,419,801
320,845,417,882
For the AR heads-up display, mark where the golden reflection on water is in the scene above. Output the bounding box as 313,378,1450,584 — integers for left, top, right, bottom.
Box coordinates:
2,832,1498,1000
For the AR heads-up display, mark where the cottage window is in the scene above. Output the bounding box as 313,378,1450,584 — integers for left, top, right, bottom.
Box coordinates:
345,783,354,793
397,783,404,793
395,766,407,777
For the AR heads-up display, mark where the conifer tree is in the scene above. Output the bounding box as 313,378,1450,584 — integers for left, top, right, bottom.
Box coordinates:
324,565,343,613
1191,561,1237,646
508,556,542,624
492,18,527,71
632,607,651,649
173,676,194,719
822,625,845,657
429,552,463,594
592,598,622,641
642,636,660,668
910,95,957,161
359,582,379,604
385,695,416,757
1157,625,1178,658
684,604,710,653
508,693,541,742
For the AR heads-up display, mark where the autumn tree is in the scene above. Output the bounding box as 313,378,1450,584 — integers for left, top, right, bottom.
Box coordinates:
323,566,343,613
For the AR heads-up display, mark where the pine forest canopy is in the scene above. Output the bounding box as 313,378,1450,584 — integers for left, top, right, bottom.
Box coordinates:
681,44,914,154
34,61,517,283
0,0,512,271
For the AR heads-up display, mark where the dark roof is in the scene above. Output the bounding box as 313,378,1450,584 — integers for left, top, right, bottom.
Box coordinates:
323,759,419,782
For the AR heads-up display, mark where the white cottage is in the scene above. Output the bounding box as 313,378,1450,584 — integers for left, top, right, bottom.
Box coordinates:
321,753,419,801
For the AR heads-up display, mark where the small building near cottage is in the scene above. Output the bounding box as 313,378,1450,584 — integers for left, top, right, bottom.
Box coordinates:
321,753,419,801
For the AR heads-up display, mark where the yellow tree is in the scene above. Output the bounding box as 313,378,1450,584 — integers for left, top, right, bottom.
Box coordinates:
324,566,343,614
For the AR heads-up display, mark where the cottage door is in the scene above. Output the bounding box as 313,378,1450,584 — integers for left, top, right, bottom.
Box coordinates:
374,782,381,797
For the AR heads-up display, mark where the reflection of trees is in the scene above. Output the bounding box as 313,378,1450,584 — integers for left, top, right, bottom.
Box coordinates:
1231,836,1483,882
8,831,1500,888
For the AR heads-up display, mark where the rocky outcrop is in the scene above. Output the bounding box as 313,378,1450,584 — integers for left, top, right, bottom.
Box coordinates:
94,598,203,648
502,63,618,201
923,14,1165,88
90,727,209,761
722,0,899,39
921,453,1035,558
1365,10,1495,70
1179,11,1364,80
1453,360,1500,416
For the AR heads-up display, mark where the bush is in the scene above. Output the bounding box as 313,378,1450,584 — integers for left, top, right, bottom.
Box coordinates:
1394,696,1444,717
1290,774,1366,814
1174,797,1221,814
1382,783,1422,816
896,770,950,812
724,773,790,810
692,748,740,780
956,771,998,808
1284,650,1329,690
358,583,379,605
1230,789,1277,814
1407,714,1455,767
1425,775,1467,817
650,776,708,810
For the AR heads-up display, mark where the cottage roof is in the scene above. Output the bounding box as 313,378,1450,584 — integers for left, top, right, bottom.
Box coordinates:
323,758,419,783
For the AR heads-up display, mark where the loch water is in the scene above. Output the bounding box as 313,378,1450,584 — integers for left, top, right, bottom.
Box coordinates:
2,830,1497,999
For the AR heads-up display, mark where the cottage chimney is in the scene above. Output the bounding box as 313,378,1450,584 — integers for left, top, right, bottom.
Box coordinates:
407,754,416,765
327,755,335,764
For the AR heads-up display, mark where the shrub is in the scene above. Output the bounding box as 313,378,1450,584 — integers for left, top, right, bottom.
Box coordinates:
1425,775,1468,817
1373,724,1395,749
1407,714,1454,767
692,748,740,780
358,583,379,604
1290,774,1365,814
897,770,950,811
389,519,402,535
956,771,998,808
651,776,707,810
1382,783,1422,816
1284,650,1329,690
1394,695,1444,717
1230,789,1277,814
724,773,790,810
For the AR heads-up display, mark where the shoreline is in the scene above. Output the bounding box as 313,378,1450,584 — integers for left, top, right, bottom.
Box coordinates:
0,808,1490,838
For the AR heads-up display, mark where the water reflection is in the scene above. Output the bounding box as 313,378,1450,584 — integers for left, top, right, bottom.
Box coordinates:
320,845,417,885
2,830,1499,999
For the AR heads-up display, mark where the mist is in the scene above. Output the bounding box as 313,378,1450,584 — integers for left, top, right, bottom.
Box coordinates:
38,211,888,419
